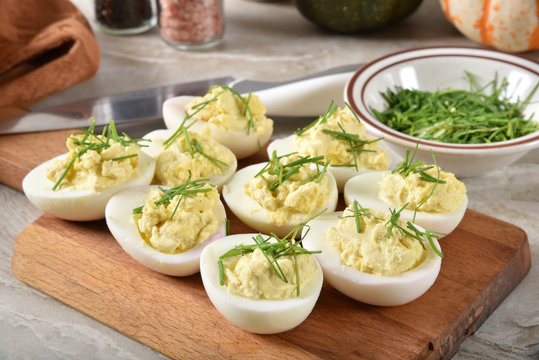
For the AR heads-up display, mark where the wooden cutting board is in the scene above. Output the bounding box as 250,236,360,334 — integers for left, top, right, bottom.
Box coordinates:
11,208,530,359
0,129,74,191
3,129,531,359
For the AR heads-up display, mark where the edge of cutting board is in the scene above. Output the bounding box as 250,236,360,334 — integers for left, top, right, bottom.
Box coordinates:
3,128,532,359
11,207,530,360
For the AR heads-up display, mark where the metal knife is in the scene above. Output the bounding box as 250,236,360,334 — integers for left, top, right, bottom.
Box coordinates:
0,63,362,135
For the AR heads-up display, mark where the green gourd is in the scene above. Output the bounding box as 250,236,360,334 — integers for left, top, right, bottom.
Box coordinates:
294,0,424,33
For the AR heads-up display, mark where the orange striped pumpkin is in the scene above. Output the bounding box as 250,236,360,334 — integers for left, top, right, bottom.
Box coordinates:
440,0,539,52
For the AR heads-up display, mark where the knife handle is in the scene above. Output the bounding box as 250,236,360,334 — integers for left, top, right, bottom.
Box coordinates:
250,72,354,118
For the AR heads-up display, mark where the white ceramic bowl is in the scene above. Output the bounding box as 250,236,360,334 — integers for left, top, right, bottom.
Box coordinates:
345,46,539,177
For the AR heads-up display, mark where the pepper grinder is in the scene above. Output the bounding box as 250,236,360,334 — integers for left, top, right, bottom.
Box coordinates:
158,0,224,50
95,0,157,35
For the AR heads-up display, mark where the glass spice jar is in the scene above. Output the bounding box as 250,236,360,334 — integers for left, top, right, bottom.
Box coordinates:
158,0,224,50
95,0,157,35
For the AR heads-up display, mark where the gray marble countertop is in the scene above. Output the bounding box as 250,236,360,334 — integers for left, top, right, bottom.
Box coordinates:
1,0,538,359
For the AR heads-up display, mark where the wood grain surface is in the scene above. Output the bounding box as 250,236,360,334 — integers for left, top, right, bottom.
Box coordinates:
4,128,532,359
0,129,74,191
11,208,530,359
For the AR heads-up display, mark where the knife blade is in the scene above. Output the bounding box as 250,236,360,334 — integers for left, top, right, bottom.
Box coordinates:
0,63,362,135
0,76,234,135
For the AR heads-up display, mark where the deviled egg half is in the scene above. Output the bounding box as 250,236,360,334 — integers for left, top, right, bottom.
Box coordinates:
223,152,338,238
105,178,226,276
200,229,323,334
302,202,443,306
23,120,155,221
163,85,273,159
344,146,468,235
268,102,396,191
141,127,237,189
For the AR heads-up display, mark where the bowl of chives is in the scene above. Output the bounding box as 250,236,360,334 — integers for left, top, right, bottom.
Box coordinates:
345,46,539,177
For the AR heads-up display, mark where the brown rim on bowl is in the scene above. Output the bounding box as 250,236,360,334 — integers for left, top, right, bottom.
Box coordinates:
346,46,539,151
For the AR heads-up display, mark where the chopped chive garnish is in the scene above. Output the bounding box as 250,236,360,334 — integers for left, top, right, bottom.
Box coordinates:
132,174,214,220
345,102,362,124
329,164,356,168
218,259,225,286
52,119,147,191
353,200,362,233
303,157,330,185
321,124,383,170
225,219,231,236
164,86,252,161
163,117,229,170
412,149,443,223
112,153,138,161
392,142,446,184
372,72,539,144
217,210,324,295
340,200,383,233
256,151,327,192
209,85,255,134
295,101,383,170
163,98,209,149
391,141,446,219
192,138,228,168
295,100,339,136
384,203,445,258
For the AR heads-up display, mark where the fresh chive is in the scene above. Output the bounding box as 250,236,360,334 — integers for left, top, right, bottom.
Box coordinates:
392,142,445,183
52,156,78,191
165,85,254,150
253,234,287,282
329,164,356,168
293,251,300,297
303,157,330,185
295,100,338,136
52,119,145,191
165,120,228,170
353,200,362,233
268,166,301,192
217,210,324,296
192,138,228,169
340,201,383,226
183,130,194,155
209,85,255,134
391,142,446,220
345,102,362,124
296,101,382,170
218,259,225,286
383,203,445,257
163,96,217,149
257,152,326,192
372,72,539,144
322,124,383,170
412,149,443,222
225,219,231,236
132,174,213,220
111,153,138,161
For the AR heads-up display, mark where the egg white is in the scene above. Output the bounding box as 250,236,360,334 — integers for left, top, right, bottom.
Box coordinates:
105,185,227,276
267,134,401,192
301,212,442,306
200,233,323,334
222,162,338,238
22,151,155,221
163,96,273,159
141,128,237,189
343,171,468,235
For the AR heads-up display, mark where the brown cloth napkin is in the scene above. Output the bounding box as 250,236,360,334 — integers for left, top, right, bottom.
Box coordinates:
0,0,100,120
